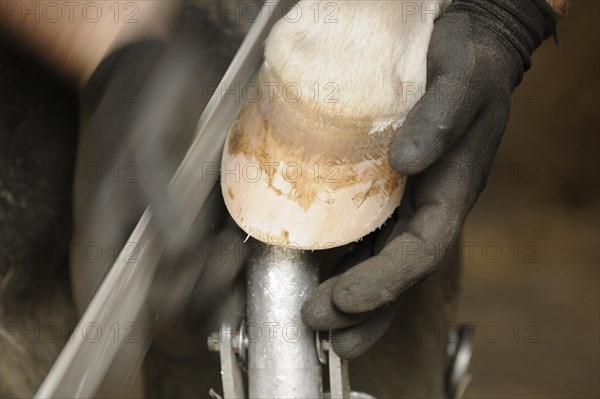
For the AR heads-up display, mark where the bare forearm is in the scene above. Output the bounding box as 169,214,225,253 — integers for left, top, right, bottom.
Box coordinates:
546,0,571,16
0,1,179,85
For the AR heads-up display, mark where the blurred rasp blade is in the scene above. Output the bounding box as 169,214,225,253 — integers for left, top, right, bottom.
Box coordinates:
35,2,286,397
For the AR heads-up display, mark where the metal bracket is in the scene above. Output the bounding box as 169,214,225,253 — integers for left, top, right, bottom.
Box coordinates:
208,321,246,399
325,338,351,399
318,332,376,399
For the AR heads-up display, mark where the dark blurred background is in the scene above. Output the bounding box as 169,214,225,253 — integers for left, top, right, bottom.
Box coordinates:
457,1,599,397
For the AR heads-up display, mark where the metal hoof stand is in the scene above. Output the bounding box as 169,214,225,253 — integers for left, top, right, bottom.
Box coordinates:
208,242,474,399
208,243,378,399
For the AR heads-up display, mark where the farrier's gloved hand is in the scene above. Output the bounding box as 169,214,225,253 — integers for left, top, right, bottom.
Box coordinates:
72,11,246,325
302,0,557,358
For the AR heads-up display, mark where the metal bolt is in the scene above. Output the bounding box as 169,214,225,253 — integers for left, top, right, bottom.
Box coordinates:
232,320,248,365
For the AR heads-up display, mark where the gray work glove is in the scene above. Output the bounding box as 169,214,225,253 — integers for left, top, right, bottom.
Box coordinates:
73,11,246,326
302,0,557,359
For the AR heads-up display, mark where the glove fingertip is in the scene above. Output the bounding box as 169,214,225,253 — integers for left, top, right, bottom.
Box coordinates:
389,123,451,176
300,279,338,330
330,330,365,359
389,131,429,175
300,298,321,329
330,305,398,359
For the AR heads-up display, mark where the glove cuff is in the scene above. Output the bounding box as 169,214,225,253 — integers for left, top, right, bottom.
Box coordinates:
446,0,557,81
